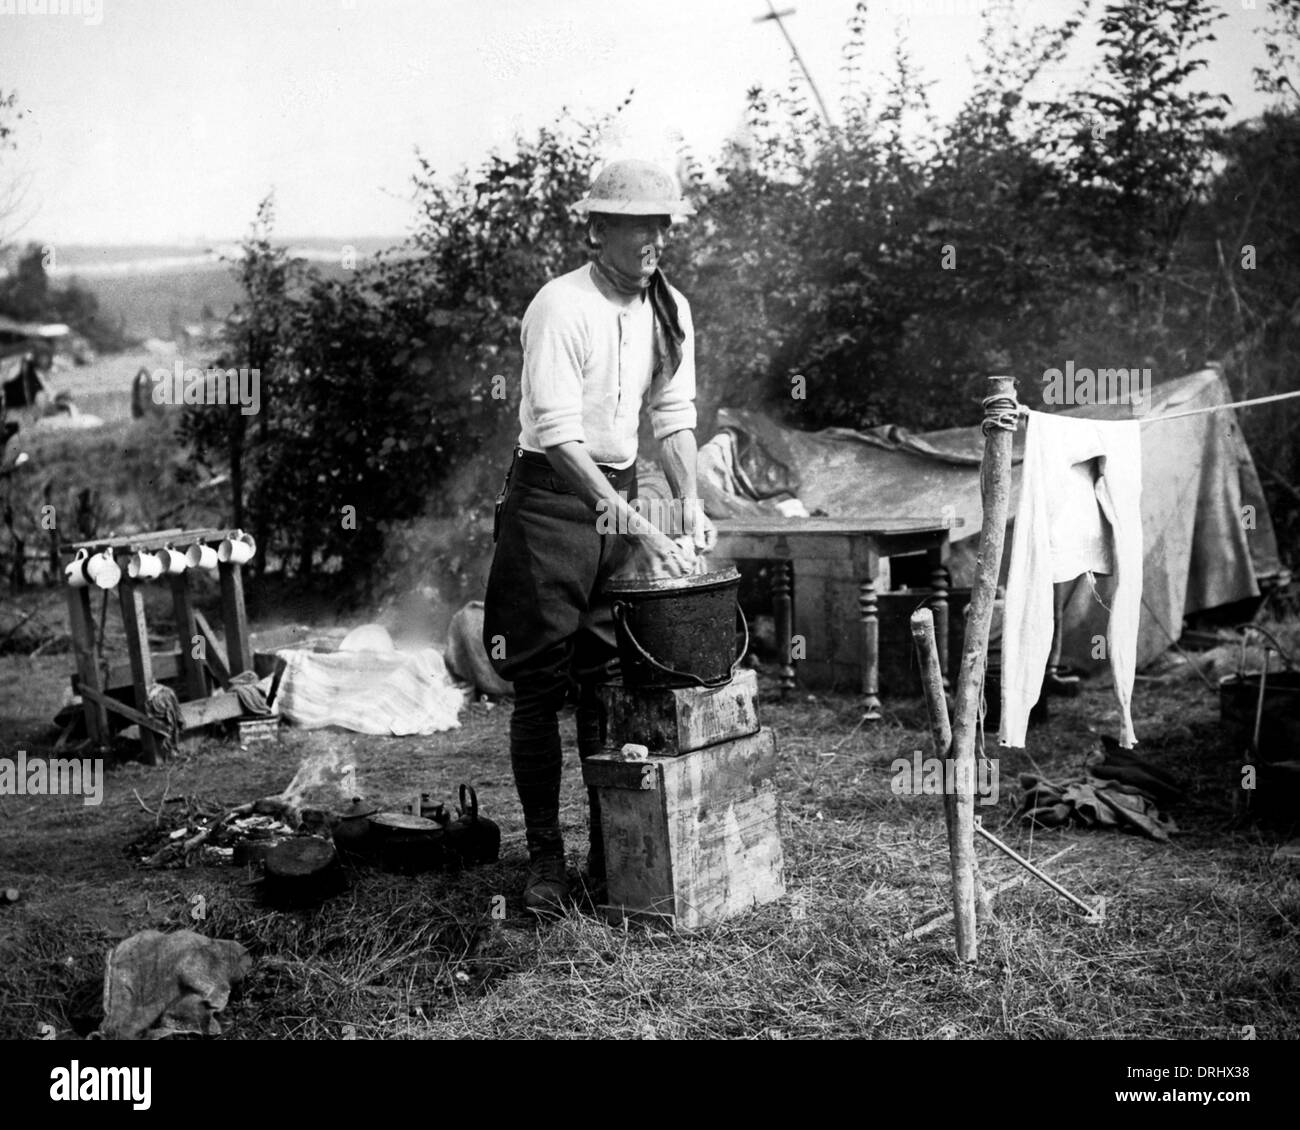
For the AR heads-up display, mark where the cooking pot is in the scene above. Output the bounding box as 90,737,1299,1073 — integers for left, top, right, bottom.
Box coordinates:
606,567,748,690
368,812,445,874
263,837,345,907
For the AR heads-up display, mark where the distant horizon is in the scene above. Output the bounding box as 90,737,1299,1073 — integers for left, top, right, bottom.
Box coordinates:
0,234,418,281
0,0,1280,246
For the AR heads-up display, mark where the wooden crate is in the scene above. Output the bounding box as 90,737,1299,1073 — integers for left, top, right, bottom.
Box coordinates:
583,727,785,929
598,668,759,756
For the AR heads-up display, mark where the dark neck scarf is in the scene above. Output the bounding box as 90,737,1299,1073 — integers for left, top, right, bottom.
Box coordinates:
593,256,685,379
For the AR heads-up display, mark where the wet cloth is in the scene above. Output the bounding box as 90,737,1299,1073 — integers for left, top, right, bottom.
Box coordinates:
1001,411,1143,748
99,929,251,1040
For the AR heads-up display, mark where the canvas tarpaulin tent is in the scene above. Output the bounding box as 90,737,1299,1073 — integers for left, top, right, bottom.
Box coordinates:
700,369,1283,674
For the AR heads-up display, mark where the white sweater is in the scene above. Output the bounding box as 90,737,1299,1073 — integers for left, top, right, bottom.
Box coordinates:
517,264,697,468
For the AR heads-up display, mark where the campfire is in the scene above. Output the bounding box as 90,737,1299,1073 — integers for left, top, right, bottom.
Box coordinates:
127,750,358,870
126,748,498,895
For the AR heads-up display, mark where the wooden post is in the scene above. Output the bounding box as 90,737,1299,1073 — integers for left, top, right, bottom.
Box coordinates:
169,574,208,701
118,574,164,765
218,561,253,675
193,610,231,686
910,607,953,814
945,375,1019,963
66,585,108,747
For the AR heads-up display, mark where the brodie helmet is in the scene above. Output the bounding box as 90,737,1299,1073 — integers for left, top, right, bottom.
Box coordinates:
573,159,697,218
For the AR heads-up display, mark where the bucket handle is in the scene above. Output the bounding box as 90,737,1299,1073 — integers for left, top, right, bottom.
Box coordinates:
612,601,750,690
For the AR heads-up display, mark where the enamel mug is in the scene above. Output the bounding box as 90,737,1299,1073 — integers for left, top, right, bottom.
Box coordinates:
218,529,256,565
127,550,163,580
65,548,90,588
186,543,219,570
158,547,188,575
87,549,121,590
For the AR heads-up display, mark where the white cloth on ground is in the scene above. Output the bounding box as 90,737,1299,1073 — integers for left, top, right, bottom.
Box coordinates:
275,631,463,735
1000,410,1143,748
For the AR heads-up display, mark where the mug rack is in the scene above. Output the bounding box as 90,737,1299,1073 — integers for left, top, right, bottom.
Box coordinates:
63,526,260,764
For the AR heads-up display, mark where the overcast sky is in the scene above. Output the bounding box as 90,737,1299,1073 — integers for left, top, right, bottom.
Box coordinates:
0,0,1281,247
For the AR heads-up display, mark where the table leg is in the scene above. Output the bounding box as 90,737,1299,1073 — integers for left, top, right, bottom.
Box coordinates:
859,575,881,721
772,560,796,694
929,553,951,689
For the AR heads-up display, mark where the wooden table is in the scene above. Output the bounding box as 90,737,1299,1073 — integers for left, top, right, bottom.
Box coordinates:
712,516,960,720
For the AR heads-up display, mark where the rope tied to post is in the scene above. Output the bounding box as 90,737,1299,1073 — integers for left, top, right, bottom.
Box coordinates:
981,393,1020,436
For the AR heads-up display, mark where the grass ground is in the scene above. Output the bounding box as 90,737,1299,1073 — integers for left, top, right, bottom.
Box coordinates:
1,610,1297,1040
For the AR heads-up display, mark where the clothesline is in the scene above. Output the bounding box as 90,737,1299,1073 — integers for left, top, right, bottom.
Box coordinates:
1016,387,1300,424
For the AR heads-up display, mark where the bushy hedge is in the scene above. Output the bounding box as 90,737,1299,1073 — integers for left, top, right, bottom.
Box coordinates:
184,0,1300,590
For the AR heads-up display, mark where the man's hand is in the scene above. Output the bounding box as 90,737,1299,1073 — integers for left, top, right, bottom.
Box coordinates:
685,498,717,556
660,429,715,563
626,510,693,578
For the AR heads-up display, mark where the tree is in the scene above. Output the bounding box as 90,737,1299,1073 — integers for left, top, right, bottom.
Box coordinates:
1042,0,1229,280
0,242,126,352
178,196,306,559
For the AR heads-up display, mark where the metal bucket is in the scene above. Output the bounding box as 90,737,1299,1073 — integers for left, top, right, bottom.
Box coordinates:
607,567,748,690
1219,670,1300,764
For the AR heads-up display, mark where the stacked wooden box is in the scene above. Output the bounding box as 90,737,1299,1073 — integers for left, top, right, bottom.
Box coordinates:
583,667,785,929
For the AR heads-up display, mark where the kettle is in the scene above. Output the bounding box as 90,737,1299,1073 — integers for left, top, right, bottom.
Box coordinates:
332,796,381,854
443,785,500,868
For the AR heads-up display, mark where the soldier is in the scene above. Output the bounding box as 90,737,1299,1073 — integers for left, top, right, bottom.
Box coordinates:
483,159,716,914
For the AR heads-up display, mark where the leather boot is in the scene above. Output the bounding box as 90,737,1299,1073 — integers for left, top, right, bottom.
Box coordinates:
524,852,569,915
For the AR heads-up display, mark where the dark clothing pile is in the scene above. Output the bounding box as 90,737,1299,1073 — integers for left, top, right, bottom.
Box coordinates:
1018,743,1182,842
